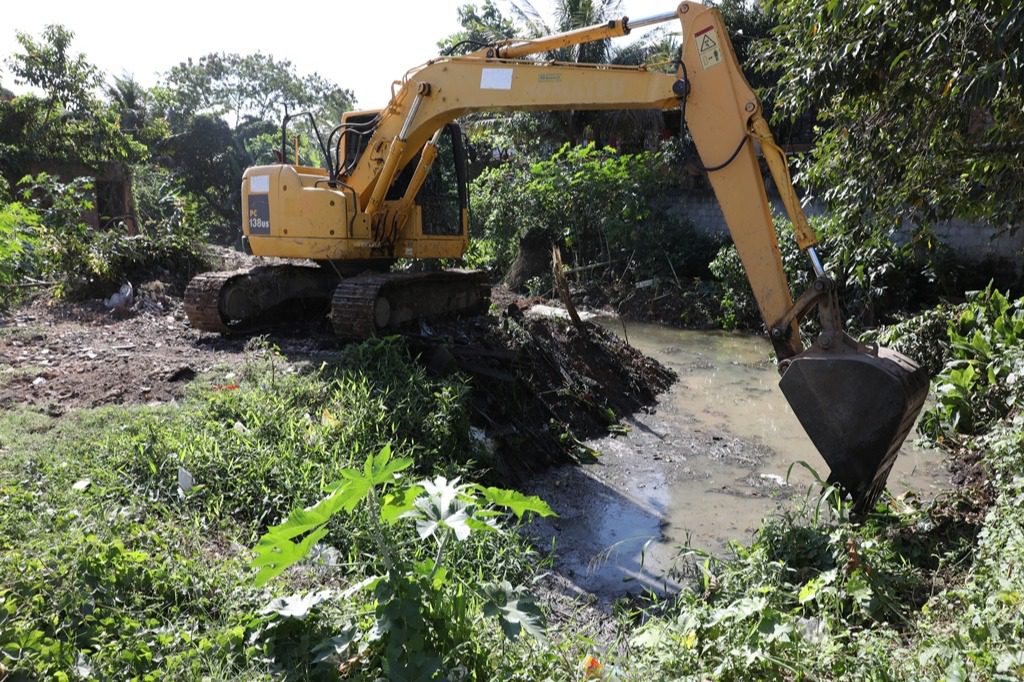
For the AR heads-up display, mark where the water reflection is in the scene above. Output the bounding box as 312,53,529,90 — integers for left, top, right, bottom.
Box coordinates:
604,320,944,497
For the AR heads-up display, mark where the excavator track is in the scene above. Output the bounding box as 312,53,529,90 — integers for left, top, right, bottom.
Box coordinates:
331,270,490,339
186,266,489,338
184,271,236,334
184,265,339,334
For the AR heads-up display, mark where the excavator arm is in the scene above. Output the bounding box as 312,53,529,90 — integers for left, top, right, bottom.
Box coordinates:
211,2,930,513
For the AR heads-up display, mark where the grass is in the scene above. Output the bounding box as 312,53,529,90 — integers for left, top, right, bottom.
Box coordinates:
0,339,550,680
2,300,1023,679
0,404,272,679
0,364,46,389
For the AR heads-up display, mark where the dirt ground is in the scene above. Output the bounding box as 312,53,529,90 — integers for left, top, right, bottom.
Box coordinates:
0,286,361,414
0,263,675,471
1,285,217,412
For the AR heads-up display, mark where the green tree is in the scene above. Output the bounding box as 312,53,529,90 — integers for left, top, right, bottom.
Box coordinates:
436,3,561,161
438,0,517,55
510,0,623,63
155,52,354,132
760,0,1024,231
6,25,100,119
509,0,628,144
106,74,168,149
161,115,275,242
471,141,717,287
0,25,145,182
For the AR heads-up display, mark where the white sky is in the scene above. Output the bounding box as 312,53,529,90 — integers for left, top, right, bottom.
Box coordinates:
0,0,674,109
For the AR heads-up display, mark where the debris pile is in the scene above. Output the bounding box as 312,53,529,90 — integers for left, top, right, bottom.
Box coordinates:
409,305,676,478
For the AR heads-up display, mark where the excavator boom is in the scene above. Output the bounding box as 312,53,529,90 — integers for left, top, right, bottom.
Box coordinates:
185,2,929,512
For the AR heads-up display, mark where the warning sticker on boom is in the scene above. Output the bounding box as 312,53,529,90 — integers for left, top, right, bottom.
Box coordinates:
695,26,722,70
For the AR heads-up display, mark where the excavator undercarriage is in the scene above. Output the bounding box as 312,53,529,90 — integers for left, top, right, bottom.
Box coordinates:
185,266,489,338
185,265,337,335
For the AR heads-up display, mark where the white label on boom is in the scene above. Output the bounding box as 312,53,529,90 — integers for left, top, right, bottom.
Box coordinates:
250,175,270,193
480,68,514,90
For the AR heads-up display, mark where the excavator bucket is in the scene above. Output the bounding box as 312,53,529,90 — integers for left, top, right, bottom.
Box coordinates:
779,342,929,515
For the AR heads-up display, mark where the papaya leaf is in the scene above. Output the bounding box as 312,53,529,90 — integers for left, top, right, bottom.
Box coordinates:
252,527,329,586
478,486,555,519
481,580,547,644
381,485,424,525
252,444,409,585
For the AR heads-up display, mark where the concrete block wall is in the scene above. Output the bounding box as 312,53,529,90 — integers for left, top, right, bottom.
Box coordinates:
663,191,1023,286
663,192,826,239
899,218,1024,262
896,218,1024,286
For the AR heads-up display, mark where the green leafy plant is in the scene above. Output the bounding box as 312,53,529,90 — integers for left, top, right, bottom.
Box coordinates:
469,141,720,280
16,171,208,298
624,490,950,679
922,285,1024,439
0,340,553,679
872,301,961,376
19,172,96,296
710,214,944,333
0,201,44,306
252,444,554,679
760,0,1024,230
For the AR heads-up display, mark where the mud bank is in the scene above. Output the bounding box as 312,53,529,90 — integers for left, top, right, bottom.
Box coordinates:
0,285,677,482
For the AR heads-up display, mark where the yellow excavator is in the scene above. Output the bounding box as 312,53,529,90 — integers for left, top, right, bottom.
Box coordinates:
184,2,929,513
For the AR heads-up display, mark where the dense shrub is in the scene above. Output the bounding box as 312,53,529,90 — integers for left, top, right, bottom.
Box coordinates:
0,201,45,308
469,142,723,280
918,286,1024,439
873,302,963,377
0,340,548,680
99,338,474,534
710,215,948,332
14,171,208,298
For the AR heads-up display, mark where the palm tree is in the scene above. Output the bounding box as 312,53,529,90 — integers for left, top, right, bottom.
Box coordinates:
106,74,151,136
597,27,681,150
506,0,670,149
509,0,623,62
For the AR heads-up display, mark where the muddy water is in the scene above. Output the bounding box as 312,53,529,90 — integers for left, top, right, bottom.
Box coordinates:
525,319,947,599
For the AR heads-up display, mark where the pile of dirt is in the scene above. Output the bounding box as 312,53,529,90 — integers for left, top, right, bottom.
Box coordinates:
408,306,677,479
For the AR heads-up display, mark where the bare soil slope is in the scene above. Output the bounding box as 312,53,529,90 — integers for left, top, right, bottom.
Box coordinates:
0,274,675,473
